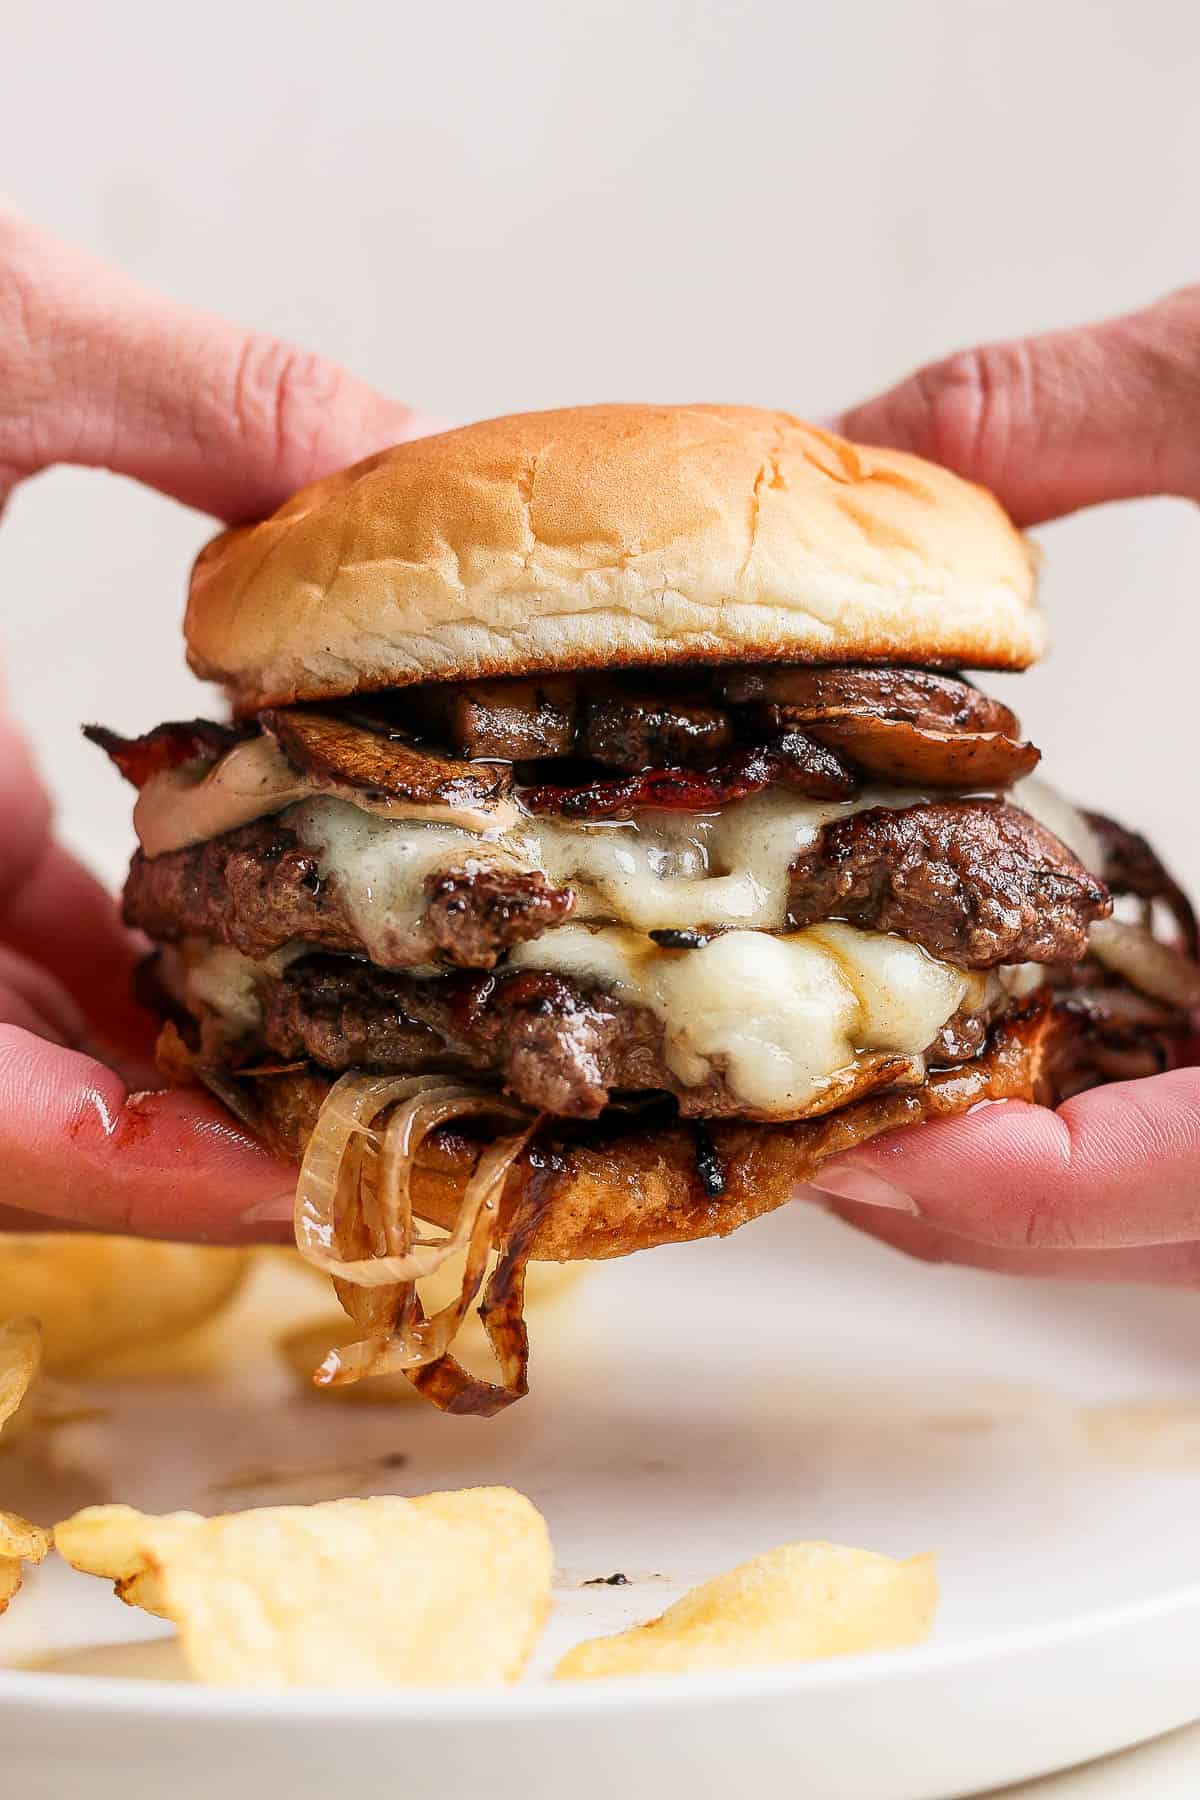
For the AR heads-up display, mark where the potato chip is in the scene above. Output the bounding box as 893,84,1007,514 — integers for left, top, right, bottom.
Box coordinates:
54,1504,202,1618
0,1557,19,1611
56,1487,551,1687
0,1317,49,1610
0,1238,248,1374
0,1314,42,1428
555,1542,938,1680
0,1507,52,1616
0,1511,53,1562
280,1260,584,1403
81,1246,386,1388
90,1246,344,1384
0,1314,42,1446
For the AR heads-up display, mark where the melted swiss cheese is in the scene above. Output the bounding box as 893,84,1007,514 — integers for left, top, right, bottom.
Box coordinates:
144,742,1098,1119
509,923,978,1112
285,784,923,961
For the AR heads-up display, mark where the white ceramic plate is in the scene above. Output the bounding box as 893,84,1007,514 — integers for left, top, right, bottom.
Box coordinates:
4,1205,1200,1800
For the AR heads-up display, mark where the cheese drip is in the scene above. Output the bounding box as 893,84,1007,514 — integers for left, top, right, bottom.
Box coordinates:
286,785,921,962
509,923,975,1112
134,735,514,855
179,923,979,1118
140,739,1101,1118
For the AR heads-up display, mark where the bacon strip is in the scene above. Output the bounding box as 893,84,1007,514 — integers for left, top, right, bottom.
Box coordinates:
519,734,857,819
83,720,246,789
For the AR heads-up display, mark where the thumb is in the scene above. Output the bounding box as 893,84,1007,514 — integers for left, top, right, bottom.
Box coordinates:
836,287,1200,526
0,205,441,523
807,1068,1200,1251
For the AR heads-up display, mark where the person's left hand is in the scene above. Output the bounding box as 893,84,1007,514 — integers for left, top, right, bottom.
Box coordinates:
0,205,439,1240
805,288,1200,1286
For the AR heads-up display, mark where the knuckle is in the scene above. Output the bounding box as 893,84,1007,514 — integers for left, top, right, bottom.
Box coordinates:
1100,294,1200,498
1020,1197,1081,1252
912,340,1031,487
231,335,348,482
1149,282,1200,331
0,256,48,477
1119,288,1200,399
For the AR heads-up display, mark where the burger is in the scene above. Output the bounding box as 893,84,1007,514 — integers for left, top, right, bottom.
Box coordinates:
88,405,1200,1413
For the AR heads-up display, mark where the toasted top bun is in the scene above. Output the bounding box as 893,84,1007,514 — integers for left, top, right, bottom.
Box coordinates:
186,404,1043,712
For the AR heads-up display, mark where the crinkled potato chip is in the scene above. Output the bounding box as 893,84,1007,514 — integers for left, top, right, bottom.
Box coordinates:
280,1260,584,1403
555,1542,938,1680
0,1511,53,1562
91,1247,343,1384
54,1504,202,1618
0,1320,46,1602
0,1315,42,1446
0,1238,248,1374
56,1488,551,1687
0,1507,53,1616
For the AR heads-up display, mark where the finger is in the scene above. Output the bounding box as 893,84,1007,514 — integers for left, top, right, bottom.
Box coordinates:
806,1069,1200,1251
0,841,155,1063
0,205,443,523
0,723,159,1075
814,1196,1200,1287
836,286,1200,525
0,1201,293,1244
0,1204,93,1234
0,717,53,909
0,1024,295,1243
0,944,88,1048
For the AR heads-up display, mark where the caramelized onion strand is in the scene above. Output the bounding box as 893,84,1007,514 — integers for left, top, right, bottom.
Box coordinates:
292,1072,540,1404
1088,918,1200,1010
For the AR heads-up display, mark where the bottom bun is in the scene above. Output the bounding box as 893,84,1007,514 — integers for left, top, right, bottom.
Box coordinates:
225,997,1071,1264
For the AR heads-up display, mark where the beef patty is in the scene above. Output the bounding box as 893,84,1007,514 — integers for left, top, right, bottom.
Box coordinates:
123,822,574,970
125,797,1109,974
198,953,1008,1121
788,800,1111,968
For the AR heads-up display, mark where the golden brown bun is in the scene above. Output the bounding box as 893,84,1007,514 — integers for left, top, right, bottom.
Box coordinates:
236,1002,1061,1263
186,405,1043,712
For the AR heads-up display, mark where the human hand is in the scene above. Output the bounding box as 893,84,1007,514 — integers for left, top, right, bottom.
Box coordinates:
0,205,438,1240
806,287,1200,1283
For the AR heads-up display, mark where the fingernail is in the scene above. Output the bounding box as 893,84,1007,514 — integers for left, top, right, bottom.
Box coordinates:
807,1163,919,1214
240,1192,296,1226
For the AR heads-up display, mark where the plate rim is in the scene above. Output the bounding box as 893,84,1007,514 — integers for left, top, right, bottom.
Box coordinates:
5,1573,1200,1722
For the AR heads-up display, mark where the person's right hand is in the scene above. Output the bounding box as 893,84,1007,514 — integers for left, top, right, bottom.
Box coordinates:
838,285,1200,526
0,205,439,1241
805,286,1200,1285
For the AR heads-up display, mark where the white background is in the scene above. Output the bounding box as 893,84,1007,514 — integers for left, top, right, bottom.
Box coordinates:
2,7,1199,1790
3,0,1199,887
